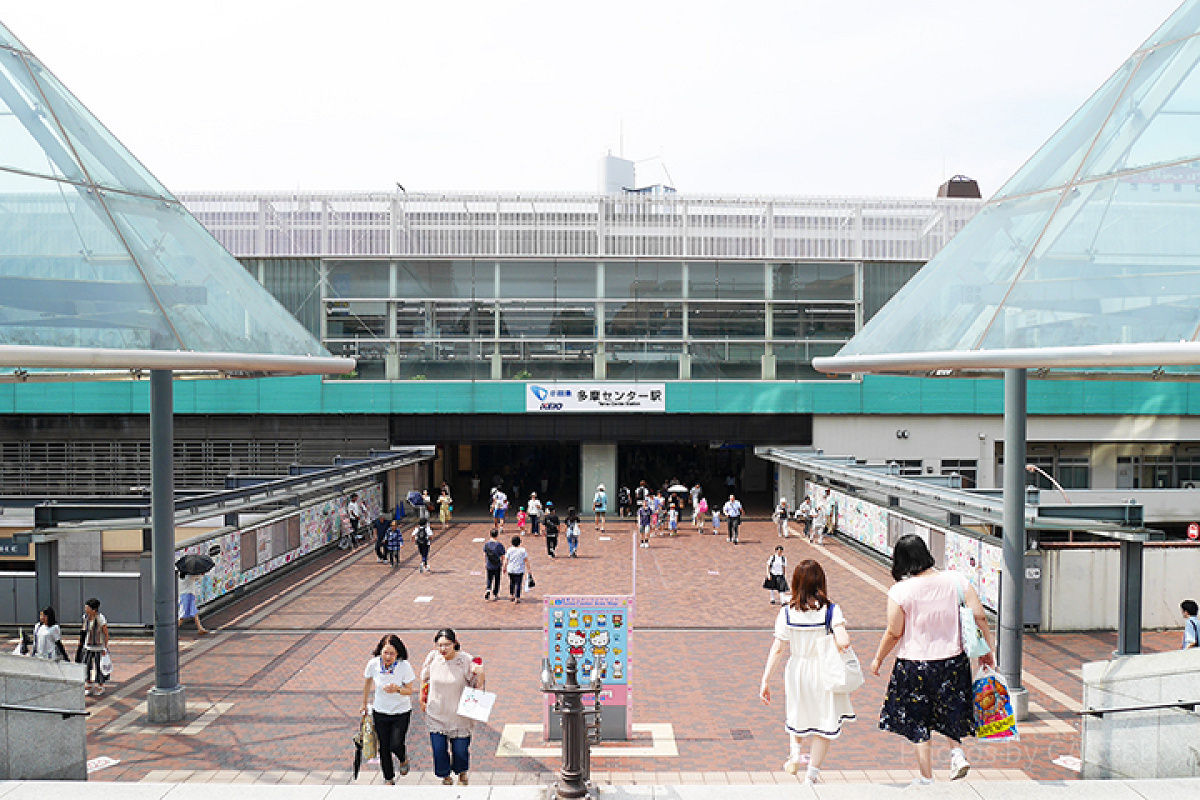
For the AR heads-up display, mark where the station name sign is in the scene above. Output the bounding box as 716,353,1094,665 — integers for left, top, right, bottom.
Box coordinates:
526,383,666,413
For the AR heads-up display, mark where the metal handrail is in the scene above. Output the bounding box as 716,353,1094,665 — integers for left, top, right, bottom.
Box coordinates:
0,702,89,719
1079,700,1198,717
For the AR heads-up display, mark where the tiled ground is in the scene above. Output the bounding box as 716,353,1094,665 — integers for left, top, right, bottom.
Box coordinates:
77,517,1182,785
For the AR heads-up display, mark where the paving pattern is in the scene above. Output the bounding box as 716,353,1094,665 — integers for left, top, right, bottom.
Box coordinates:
77,516,1182,786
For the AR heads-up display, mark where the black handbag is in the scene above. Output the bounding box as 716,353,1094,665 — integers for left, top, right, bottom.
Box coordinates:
762,575,775,590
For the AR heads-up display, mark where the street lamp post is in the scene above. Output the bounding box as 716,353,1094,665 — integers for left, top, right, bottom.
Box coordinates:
541,653,603,799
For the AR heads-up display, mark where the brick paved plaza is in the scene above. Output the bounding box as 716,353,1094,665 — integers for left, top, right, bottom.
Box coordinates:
81,517,1179,786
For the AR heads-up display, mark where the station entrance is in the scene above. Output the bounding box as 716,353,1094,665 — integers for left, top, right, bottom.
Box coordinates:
391,413,811,517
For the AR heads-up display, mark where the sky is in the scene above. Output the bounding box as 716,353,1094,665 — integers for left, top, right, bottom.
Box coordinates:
0,0,1187,198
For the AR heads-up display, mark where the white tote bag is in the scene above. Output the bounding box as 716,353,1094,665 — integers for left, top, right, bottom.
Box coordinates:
457,686,497,722
817,604,864,693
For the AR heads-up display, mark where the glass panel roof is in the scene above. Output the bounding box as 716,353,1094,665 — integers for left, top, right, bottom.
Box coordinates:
0,20,329,363
832,0,1200,379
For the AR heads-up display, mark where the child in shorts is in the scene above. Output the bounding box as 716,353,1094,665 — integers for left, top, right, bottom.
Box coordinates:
668,504,679,536
517,506,527,534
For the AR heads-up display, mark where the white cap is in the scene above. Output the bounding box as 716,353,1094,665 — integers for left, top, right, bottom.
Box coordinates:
597,484,605,491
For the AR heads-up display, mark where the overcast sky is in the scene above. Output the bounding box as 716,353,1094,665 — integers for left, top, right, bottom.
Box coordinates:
0,1,1186,198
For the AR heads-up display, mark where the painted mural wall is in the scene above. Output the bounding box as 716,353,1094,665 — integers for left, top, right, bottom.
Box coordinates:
175,483,382,606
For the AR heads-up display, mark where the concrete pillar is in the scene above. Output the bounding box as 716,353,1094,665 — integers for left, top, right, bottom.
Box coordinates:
33,539,59,615
1117,540,1144,655
580,443,617,514
148,369,185,723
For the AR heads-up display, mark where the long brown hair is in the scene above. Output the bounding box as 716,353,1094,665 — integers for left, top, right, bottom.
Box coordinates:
788,559,830,611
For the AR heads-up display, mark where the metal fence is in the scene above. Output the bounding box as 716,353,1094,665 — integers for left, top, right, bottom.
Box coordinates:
179,191,982,262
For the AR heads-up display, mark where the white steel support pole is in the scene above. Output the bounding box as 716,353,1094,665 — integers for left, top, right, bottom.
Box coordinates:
1001,368,1029,721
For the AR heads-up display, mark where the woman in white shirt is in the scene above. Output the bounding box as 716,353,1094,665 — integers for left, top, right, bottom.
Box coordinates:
32,606,63,660
502,535,530,603
766,547,788,605
361,634,417,785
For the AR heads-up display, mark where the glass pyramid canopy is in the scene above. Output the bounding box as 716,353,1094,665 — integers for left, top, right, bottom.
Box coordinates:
819,0,1200,380
0,21,342,374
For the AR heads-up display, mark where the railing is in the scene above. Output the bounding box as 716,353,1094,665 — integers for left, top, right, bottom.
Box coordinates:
0,702,89,719
1080,700,1199,717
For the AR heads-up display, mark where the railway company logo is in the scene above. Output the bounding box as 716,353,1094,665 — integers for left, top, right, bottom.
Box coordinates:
530,385,563,411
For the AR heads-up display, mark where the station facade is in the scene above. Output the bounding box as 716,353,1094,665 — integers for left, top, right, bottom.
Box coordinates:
5,189,1200,530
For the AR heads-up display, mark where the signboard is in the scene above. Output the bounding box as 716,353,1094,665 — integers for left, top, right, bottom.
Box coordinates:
543,595,633,740
0,538,30,556
1189,522,1199,540
526,383,665,413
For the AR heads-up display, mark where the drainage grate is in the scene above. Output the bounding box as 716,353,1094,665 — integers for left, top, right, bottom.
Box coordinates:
729,729,754,741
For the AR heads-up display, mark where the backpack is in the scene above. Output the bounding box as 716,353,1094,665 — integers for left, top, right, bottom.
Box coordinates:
415,525,430,545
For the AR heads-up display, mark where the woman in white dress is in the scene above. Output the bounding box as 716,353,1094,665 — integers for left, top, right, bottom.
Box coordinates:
759,559,855,785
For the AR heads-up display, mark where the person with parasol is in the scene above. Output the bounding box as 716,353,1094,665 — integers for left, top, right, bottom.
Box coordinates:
175,551,216,635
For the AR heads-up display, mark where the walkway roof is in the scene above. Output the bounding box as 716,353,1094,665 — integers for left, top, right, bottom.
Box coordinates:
816,1,1200,381
0,22,351,379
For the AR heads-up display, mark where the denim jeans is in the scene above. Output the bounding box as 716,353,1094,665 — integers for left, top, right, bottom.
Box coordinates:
429,732,470,777
567,535,578,556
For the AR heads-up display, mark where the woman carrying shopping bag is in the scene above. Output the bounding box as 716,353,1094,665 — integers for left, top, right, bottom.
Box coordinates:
869,534,994,786
361,634,416,785
420,629,485,785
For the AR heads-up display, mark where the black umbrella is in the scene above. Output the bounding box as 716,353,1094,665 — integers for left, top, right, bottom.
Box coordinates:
175,554,215,576
352,733,364,779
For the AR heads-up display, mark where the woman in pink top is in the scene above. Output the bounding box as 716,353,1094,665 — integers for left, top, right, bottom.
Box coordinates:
869,535,994,786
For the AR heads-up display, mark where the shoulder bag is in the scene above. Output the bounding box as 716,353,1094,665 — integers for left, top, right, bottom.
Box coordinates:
957,575,991,658
818,604,865,693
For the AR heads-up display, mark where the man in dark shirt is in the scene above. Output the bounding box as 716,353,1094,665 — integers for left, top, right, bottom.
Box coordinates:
374,511,392,562
543,502,560,558
484,530,506,601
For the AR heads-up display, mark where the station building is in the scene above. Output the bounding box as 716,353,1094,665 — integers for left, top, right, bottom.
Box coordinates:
7,168,1200,531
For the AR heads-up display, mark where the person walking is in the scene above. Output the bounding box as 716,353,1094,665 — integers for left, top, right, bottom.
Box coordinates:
438,488,453,530
361,634,416,785
386,520,404,567
592,485,608,532
527,493,542,537
503,536,529,603
637,498,653,548
810,497,827,544
490,488,508,533
618,485,632,518
766,546,788,605
565,506,581,558
667,502,679,536
869,534,994,786
516,507,527,534
543,502,560,558
414,519,432,573
178,570,209,635
484,530,505,601
420,629,485,785
31,606,65,660
347,492,366,546
1182,599,1199,648
374,510,392,562
796,496,813,541
759,559,855,785
80,597,109,696
774,498,791,538
723,494,744,544
695,495,708,533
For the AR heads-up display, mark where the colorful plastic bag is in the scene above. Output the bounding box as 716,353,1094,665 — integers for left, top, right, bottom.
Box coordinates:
973,666,1018,741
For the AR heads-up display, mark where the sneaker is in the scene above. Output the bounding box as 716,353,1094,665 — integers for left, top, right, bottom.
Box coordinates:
458,772,469,785
802,767,821,785
910,776,934,787
485,591,491,600
385,779,395,785
398,760,409,776
783,756,801,775
442,776,454,785
949,747,970,780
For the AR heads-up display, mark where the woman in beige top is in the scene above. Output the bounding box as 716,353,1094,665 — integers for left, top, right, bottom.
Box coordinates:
420,628,485,785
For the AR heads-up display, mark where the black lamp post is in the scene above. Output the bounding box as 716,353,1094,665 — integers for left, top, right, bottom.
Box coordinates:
541,653,603,799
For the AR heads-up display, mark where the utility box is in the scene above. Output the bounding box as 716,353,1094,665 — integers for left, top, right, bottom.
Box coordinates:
1023,551,1043,629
